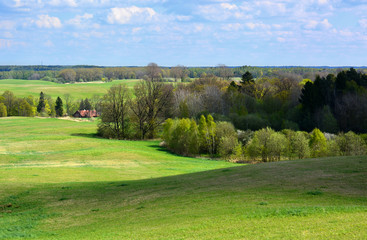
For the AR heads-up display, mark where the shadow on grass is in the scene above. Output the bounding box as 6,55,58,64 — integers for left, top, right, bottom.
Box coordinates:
147,144,171,153
70,133,100,139
1,156,367,239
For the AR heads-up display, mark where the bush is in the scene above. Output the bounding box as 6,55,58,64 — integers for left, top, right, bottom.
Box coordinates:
282,130,310,159
267,132,288,161
246,127,275,162
0,103,7,117
335,131,367,156
237,129,254,145
162,118,199,156
309,128,327,158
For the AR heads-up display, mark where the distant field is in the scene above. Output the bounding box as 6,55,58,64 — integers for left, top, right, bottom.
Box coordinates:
1,117,366,239
0,79,141,98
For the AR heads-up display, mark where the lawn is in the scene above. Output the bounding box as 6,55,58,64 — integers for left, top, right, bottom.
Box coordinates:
0,117,366,239
0,79,141,98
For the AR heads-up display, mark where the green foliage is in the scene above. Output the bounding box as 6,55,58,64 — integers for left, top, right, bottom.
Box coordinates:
247,127,275,162
18,99,34,117
0,103,7,117
216,122,238,157
309,128,327,158
162,118,200,156
336,132,367,156
37,91,45,113
267,132,288,161
55,96,64,117
320,106,338,133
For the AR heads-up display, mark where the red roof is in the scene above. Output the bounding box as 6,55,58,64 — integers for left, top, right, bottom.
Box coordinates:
74,110,99,118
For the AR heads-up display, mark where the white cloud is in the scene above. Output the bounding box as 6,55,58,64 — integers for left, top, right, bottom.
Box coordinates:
320,18,332,29
245,22,271,30
221,23,243,31
107,6,156,24
49,0,78,7
304,18,332,29
35,15,62,28
132,27,142,34
220,3,238,10
67,13,93,27
197,3,251,21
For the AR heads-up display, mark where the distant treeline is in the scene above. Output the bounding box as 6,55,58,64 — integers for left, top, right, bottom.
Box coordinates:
1,64,366,83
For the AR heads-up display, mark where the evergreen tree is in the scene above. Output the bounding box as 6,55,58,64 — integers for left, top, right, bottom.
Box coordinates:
55,96,64,117
37,91,45,113
84,98,92,110
79,99,85,110
241,71,254,85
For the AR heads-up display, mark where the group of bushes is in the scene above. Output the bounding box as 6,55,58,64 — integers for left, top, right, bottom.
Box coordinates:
162,115,367,162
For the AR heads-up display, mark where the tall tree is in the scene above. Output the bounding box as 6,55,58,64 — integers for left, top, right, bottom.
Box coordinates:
37,91,46,113
131,79,173,139
55,96,64,117
146,62,162,81
98,84,131,139
2,90,16,116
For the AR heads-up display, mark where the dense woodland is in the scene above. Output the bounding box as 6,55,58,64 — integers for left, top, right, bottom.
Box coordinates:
1,63,367,161
1,64,366,83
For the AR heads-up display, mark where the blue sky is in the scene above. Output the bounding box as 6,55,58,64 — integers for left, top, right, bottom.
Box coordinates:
0,0,366,66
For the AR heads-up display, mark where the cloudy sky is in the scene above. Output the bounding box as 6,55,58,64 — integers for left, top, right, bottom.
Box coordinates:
0,0,366,66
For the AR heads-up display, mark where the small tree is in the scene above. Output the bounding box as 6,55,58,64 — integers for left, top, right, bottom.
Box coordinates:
309,128,327,157
55,96,64,117
0,103,7,117
336,131,367,156
267,132,288,161
19,99,34,117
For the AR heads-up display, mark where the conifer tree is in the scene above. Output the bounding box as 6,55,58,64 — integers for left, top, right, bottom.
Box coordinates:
37,91,45,113
55,96,64,117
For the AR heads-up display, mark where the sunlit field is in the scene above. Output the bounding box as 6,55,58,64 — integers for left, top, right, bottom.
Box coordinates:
0,117,366,239
0,79,141,98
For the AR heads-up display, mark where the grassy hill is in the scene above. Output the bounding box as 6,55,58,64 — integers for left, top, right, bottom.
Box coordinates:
0,79,140,98
0,117,366,239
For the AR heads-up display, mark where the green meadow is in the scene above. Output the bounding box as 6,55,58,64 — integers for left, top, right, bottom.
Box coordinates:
0,79,140,98
0,117,366,239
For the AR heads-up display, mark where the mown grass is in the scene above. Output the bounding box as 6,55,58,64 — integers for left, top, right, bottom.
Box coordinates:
0,117,366,239
0,79,140,98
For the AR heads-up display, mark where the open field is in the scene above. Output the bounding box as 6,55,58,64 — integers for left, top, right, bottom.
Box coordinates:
0,79,141,98
1,117,367,239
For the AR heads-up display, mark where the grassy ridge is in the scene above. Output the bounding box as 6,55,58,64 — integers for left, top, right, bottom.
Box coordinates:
0,118,366,239
0,79,140,98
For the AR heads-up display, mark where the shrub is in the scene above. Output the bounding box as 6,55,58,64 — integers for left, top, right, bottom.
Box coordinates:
309,128,327,158
246,127,275,162
282,130,310,159
267,132,288,161
237,129,254,145
216,121,238,157
0,103,7,117
162,118,200,156
335,131,367,156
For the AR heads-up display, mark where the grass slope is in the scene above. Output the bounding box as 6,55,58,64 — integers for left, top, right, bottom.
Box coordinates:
0,79,140,98
1,117,367,239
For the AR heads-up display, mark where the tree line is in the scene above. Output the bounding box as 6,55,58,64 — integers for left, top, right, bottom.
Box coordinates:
1,64,364,84
162,116,367,162
0,90,101,118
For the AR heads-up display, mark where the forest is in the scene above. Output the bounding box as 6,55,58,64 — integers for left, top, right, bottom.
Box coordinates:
1,64,367,161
